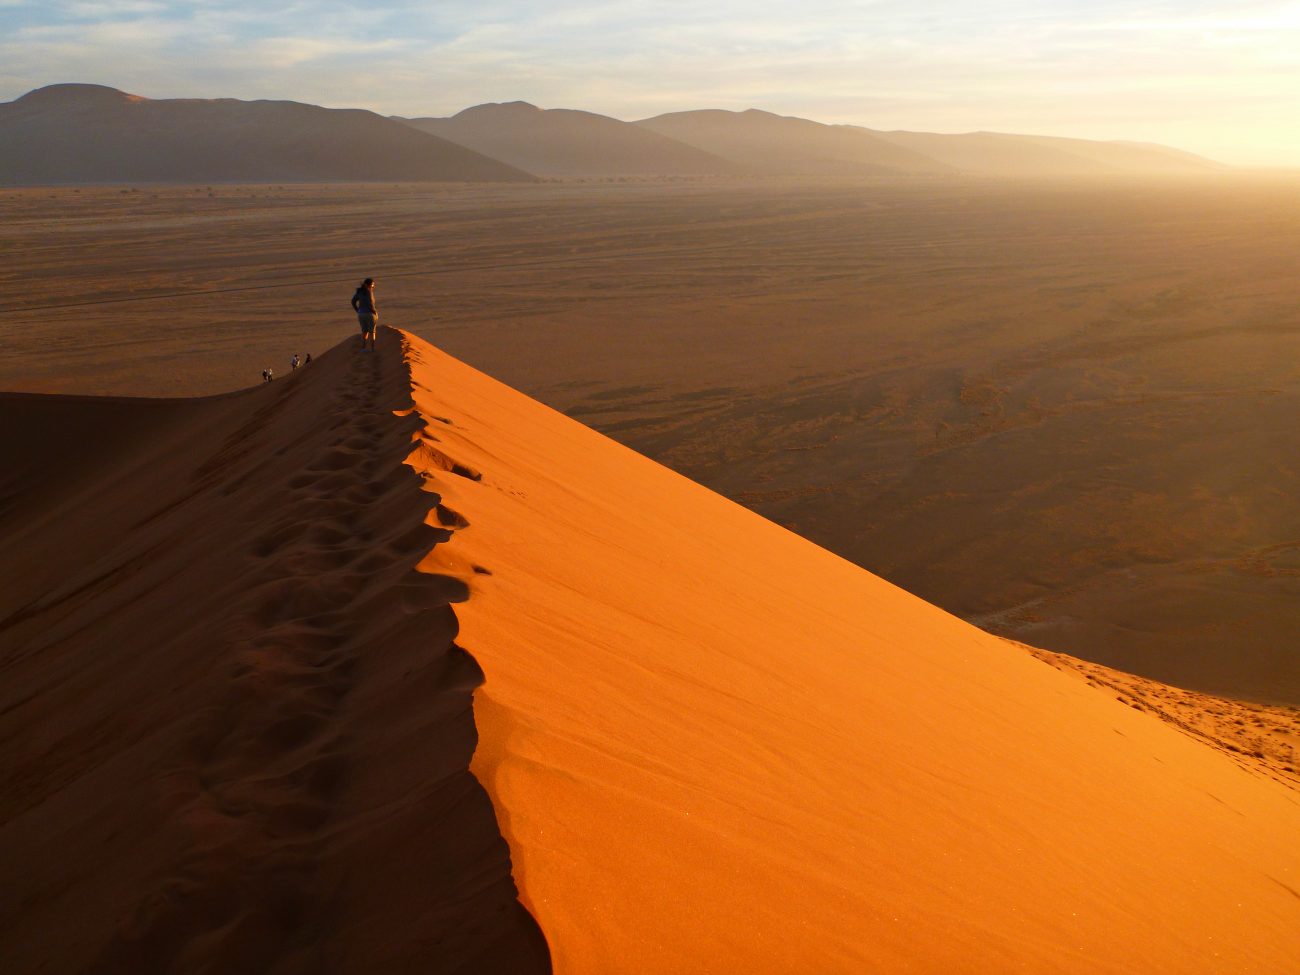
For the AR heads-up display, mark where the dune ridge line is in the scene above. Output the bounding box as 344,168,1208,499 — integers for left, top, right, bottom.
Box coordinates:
5,325,1300,972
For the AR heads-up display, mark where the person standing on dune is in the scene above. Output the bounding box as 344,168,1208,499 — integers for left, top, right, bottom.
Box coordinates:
352,277,378,351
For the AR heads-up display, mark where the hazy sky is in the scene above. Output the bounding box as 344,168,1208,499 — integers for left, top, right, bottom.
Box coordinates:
2,1,1298,165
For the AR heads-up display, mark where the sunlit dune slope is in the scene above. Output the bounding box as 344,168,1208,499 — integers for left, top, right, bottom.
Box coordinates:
397,330,1300,974
0,338,547,974
1025,644,1300,793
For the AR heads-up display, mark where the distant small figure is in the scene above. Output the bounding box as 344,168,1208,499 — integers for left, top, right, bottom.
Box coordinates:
291,354,300,371
266,367,274,382
351,277,378,351
262,369,269,383
304,353,312,366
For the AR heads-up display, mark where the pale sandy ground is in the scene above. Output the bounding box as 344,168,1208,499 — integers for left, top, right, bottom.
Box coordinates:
3,177,1298,707
4,327,1299,973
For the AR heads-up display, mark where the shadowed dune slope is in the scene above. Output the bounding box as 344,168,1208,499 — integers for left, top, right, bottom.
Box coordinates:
393,331,1300,974
0,84,535,184
401,102,742,177
0,333,549,973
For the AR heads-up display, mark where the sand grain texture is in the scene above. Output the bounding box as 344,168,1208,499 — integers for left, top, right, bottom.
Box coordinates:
1026,645,1300,792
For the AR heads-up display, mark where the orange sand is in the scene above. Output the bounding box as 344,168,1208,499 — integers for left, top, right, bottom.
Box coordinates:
5,325,1300,972
397,330,1300,974
1027,645,1300,793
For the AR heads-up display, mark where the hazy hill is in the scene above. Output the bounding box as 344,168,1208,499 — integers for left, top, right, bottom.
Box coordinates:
0,84,535,184
1017,133,1225,173
876,129,1223,176
2,85,1222,183
635,108,1221,178
635,108,954,177
400,101,742,177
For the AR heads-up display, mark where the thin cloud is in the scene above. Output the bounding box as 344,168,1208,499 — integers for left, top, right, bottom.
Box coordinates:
0,1,1296,164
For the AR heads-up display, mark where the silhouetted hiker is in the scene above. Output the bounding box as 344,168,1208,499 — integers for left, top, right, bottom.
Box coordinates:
262,368,269,383
304,353,312,365
352,277,378,351
291,354,300,371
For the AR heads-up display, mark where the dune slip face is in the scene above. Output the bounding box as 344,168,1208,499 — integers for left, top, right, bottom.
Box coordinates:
394,331,1300,974
0,331,548,973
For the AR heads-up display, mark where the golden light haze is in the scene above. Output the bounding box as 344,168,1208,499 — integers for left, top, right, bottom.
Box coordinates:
2,1,1298,165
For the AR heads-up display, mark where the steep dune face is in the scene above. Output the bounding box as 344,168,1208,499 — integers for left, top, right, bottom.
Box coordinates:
401,102,741,177
0,84,535,184
0,336,548,973
636,109,954,177
394,331,1300,973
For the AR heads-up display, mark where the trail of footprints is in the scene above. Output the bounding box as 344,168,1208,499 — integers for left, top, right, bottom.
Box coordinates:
106,347,481,973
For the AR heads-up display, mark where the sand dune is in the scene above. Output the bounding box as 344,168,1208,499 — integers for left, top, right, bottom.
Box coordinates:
635,108,955,177
394,330,1300,973
876,129,1222,177
0,84,535,184
0,338,547,973
1027,644,1300,792
400,102,741,177
4,325,1299,970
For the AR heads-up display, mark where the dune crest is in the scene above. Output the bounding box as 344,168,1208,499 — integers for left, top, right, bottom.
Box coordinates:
393,330,1300,973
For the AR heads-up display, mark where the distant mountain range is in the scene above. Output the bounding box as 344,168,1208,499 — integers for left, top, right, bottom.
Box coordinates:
0,84,1224,184
0,84,533,184
634,108,956,177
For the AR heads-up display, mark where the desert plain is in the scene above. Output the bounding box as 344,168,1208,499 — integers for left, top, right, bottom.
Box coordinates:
4,174,1299,706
